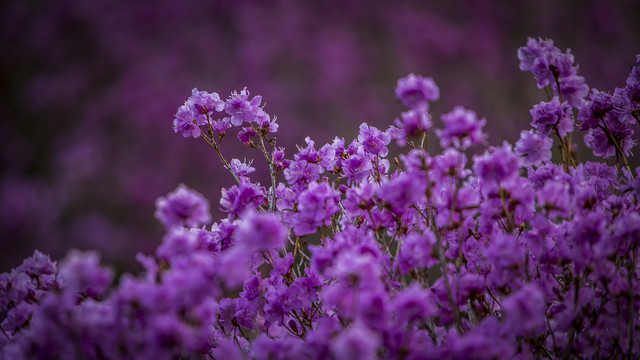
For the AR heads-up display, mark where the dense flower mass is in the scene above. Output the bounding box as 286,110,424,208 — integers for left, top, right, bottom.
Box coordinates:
518,37,589,108
1,38,639,359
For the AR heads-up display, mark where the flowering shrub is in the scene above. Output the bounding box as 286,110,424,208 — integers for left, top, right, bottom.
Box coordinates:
1,38,639,359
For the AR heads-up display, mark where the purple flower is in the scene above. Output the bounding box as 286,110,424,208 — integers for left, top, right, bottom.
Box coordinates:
187,88,224,124
377,172,427,215
615,85,638,123
558,73,589,108
582,161,618,194
514,130,553,166
237,126,257,145
211,117,232,135
528,162,569,190
484,232,524,269
15,250,57,282
440,318,517,359
343,182,376,218
400,148,433,174
173,104,201,138
253,334,303,360
2,301,36,333
270,253,294,277
502,284,546,336
0,250,61,335
356,291,389,331
317,142,337,171
59,250,112,299
331,246,382,290
537,181,571,218
342,147,373,184
393,110,433,145
272,148,290,170
219,178,266,218
233,209,287,251
156,227,199,261
331,321,381,360
614,211,640,248
518,37,559,73
241,274,263,301
432,148,469,181
391,283,435,326
578,89,617,130
357,122,391,156
155,184,211,229
436,106,487,149
229,158,256,177
295,137,320,163
395,73,440,111
518,38,560,88
473,142,521,186
283,159,321,185
253,111,278,133
396,231,436,275
224,88,265,126
518,38,589,107
584,119,635,158
210,219,237,250
288,274,321,310
529,97,573,137
291,181,339,236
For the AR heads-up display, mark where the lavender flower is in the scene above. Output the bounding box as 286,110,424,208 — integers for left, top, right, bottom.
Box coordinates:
173,104,201,138
502,284,546,336
393,110,432,145
473,142,520,186
154,184,211,229
229,158,256,177
514,130,553,166
437,106,487,149
584,120,635,158
233,209,287,251
290,181,339,236
529,97,573,137
518,37,588,107
225,88,265,126
188,88,225,122
219,178,266,218
395,73,440,111
357,122,391,156
377,172,427,215
59,250,112,299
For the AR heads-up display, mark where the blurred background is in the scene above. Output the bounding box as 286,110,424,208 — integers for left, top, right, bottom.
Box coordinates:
1,0,639,273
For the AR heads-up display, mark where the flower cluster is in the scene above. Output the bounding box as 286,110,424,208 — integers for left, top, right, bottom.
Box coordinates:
1,38,639,359
174,87,278,141
518,37,589,108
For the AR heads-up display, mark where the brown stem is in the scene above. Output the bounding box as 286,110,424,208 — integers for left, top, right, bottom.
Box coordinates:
0,325,9,340
562,327,575,360
499,188,515,233
599,122,635,179
551,66,564,104
553,128,572,172
257,132,277,212
632,111,640,126
433,217,463,334
200,133,242,185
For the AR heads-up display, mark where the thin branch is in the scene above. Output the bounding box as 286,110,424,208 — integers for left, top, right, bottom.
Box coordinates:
599,121,635,179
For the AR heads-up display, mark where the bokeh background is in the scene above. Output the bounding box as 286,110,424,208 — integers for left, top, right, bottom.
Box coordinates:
1,0,639,272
